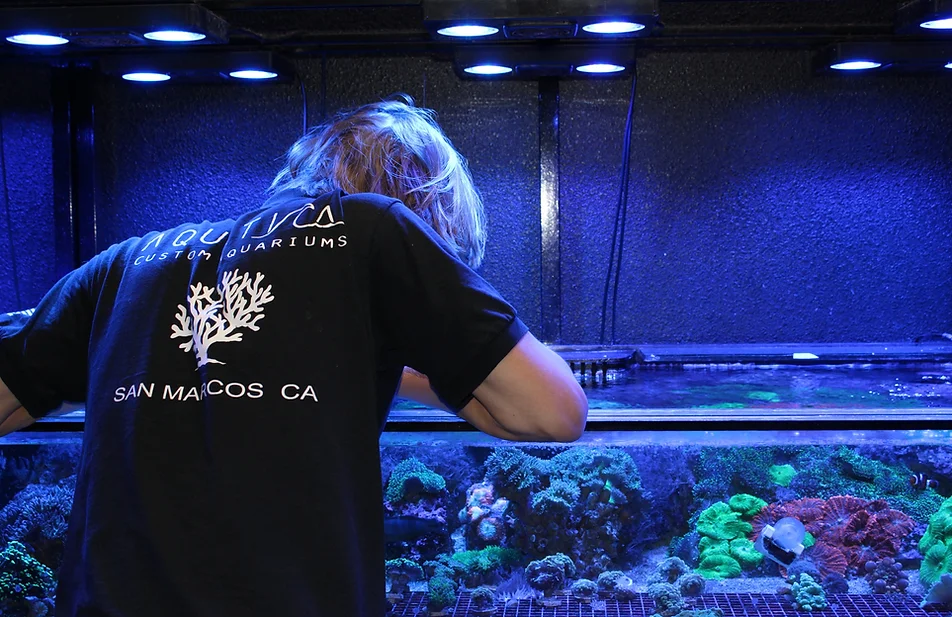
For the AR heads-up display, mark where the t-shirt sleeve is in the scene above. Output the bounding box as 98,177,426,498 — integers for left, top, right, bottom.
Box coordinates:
370,201,529,411
0,260,100,418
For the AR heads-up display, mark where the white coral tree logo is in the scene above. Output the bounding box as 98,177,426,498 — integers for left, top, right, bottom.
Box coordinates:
170,270,275,367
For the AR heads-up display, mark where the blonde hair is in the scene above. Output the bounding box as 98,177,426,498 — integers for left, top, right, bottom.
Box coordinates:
270,97,486,269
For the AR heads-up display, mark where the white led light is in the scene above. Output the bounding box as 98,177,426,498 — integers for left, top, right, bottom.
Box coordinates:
830,60,881,71
229,70,278,80
921,18,952,29
437,25,498,37
122,72,171,82
144,30,206,42
946,61,952,69
582,21,646,34
6,33,69,46
463,64,512,75
576,63,625,74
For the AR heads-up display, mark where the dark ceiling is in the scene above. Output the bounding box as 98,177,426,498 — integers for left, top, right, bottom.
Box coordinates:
0,0,935,57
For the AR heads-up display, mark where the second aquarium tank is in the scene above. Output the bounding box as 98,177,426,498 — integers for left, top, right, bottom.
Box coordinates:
4,352,952,617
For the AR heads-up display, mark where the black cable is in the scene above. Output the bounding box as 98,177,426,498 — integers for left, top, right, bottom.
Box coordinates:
298,74,308,135
0,110,22,308
599,70,638,344
611,69,638,343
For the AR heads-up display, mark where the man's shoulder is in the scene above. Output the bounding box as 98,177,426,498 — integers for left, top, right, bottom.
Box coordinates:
340,192,401,215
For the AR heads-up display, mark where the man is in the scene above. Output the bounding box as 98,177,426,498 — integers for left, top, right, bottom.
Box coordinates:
0,97,587,617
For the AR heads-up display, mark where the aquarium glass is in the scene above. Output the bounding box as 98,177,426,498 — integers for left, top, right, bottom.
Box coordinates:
4,361,952,617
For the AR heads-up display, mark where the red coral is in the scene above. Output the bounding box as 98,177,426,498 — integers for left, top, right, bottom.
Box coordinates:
818,495,868,533
841,510,871,546
865,509,915,554
780,498,827,533
809,541,849,578
749,503,784,540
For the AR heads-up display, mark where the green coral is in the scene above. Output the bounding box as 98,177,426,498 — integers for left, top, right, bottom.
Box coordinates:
385,458,446,504
769,464,797,487
696,553,741,579
446,546,521,578
426,575,457,612
920,496,952,587
531,479,580,516
728,493,767,518
697,502,752,540
729,538,763,568
790,573,828,611
0,541,54,611
647,582,685,617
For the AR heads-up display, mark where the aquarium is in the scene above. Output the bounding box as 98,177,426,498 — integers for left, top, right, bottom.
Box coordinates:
4,352,952,617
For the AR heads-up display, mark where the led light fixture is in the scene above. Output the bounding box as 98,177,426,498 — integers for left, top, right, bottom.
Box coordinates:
455,44,635,79
143,30,206,42
946,61,952,68
122,72,171,82
6,33,69,46
437,25,499,37
463,64,513,75
0,4,228,49
921,18,952,28
830,60,882,71
816,41,952,74
229,69,278,80
101,51,293,84
577,62,626,73
581,21,646,34
898,0,952,33
424,0,657,40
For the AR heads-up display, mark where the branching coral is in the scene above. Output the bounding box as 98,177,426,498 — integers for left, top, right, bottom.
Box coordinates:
426,575,457,614
0,476,75,569
0,541,55,615
788,573,828,611
483,446,642,577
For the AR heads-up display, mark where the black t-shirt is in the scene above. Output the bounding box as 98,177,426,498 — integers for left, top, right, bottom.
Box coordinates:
0,190,527,617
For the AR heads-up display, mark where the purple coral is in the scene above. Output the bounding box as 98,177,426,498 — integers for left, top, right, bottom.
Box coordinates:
864,557,910,594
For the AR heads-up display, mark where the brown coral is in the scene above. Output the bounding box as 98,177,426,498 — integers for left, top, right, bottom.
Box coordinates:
808,541,849,578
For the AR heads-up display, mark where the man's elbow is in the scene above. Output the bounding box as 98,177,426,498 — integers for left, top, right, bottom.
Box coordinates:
540,384,588,442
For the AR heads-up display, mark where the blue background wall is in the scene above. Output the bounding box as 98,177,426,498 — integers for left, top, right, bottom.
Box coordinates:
1,51,950,344
0,65,56,312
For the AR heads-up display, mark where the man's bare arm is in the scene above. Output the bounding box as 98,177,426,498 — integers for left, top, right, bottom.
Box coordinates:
397,333,588,442
0,376,31,437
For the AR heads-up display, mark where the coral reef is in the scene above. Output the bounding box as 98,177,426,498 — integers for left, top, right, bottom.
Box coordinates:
595,570,634,598
426,575,456,614
922,572,952,609
0,476,75,569
647,582,685,617
470,586,495,613
458,482,510,548
751,494,914,576
694,496,764,579
769,464,797,487
385,558,423,596
919,494,952,587
438,546,521,587
385,458,446,505
0,541,55,617
786,573,828,611
571,578,597,602
863,557,909,593
525,555,568,599
483,446,642,578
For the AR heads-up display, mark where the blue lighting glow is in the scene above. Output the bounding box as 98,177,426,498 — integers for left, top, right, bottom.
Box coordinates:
463,64,513,75
229,69,278,80
582,21,646,34
946,62,952,69
143,30,206,42
437,25,498,37
576,63,626,74
830,60,882,71
6,33,69,46
921,18,952,29
122,72,171,82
